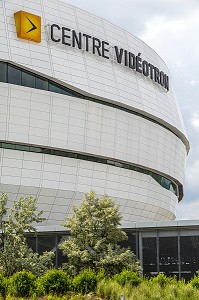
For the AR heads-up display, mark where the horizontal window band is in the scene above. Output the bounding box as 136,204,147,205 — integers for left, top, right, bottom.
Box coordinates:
0,140,180,199
0,61,182,143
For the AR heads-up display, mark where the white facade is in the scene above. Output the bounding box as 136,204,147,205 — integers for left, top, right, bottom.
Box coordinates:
0,0,189,225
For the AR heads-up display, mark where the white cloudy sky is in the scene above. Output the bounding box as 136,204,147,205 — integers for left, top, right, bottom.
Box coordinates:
65,0,199,220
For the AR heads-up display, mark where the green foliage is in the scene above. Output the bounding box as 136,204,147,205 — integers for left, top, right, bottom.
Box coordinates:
149,273,177,287
96,278,122,300
60,191,141,276
0,192,54,277
113,269,142,286
38,269,71,295
190,274,199,289
1,270,199,299
72,268,104,294
0,273,6,297
96,278,199,300
9,270,35,298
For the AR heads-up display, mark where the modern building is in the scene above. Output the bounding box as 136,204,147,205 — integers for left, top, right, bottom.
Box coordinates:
2,0,198,280
0,0,189,226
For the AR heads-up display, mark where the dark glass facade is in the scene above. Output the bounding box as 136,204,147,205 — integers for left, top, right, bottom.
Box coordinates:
143,237,157,276
26,224,199,280
180,236,199,280
26,233,68,268
159,236,179,277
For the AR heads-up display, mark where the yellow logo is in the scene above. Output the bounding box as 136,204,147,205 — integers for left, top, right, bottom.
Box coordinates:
14,11,41,43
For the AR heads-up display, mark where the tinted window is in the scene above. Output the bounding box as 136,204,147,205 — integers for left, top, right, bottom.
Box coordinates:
22,71,35,88
8,65,21,85
35,76,48,90
159,236,179,278
0,62,6,82
61,88,74,96
143,237,157,276
181,236,199,281
49,82,62,94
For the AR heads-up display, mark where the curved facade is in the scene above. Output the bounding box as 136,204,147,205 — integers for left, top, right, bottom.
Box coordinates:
0,0,189,225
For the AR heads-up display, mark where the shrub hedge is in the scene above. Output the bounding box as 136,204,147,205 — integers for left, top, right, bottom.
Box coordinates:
2,269,199,299
8,270,35,298
113,269,142,287
72,268,105,294
37,269,71,295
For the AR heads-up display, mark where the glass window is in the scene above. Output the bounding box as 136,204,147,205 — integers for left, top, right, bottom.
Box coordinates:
89,156,98,162
38,235,56,254
8,65,21,85
55,150,65,156
159,236,179,278
67,153,77,159
35,76,48,91
29,146,42,153
180,236,199,281
0,62,6,83
49,82,62,94
38,235,56,265
26,236,37,252
57,235,69,267
68,90,84,99
22,71,35,88
49,149,55,155
42,148,50,154
161,177,171,190
2,143,15,149
15,145,29,151
120,232,137,256
61,88,74,97
143,237,157,276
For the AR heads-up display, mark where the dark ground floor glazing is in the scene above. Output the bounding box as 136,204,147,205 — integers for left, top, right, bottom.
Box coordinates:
26,224,199,281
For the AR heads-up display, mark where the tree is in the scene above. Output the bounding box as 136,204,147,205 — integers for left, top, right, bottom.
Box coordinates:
60,191,141,275
0,192,54,277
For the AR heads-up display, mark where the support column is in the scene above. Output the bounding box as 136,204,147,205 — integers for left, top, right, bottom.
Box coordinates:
138,231,143,273
55,235,58,268
36,234,38,253
178,230,181,280
136,231,139,259
157,230,160,273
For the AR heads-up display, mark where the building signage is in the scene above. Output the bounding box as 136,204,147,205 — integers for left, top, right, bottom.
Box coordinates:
50,24,169,91
13,10,169,91
14,11,41,43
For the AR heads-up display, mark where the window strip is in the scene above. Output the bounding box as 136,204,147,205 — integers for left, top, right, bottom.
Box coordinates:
0,141,178,196
0,61,179,139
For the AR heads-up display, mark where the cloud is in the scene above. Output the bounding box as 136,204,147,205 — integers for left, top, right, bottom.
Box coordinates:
65,0,199,36
190,80,199,86
191,113,199,129
186,159,199,188
177,199,199,219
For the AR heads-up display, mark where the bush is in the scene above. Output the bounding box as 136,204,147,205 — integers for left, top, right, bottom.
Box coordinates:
9,270,35,297
149,273,176,287
38,269,71,295
72,268,104,294
96,278,122,300
190,275,199,289
114,269,142,287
